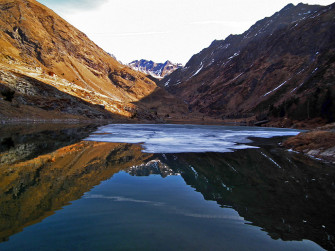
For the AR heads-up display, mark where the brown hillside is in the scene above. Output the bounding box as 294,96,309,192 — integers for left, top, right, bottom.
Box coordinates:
0,0,188,120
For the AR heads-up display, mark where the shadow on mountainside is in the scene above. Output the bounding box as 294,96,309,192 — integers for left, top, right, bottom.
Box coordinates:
0,71,128,122
132,87,205,122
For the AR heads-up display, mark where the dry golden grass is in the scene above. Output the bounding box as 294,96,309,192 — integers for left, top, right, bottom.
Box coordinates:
0,0,174,119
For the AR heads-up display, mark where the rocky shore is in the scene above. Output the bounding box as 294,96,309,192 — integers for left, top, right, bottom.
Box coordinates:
283,123,335,164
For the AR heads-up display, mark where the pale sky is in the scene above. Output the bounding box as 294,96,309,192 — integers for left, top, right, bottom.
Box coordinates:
37,0,334,65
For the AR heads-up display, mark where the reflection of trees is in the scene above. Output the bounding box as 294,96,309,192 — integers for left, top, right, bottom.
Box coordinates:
0,135,152,242
154,148,335,250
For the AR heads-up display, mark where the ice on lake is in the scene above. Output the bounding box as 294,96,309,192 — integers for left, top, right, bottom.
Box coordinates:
85,124,301,153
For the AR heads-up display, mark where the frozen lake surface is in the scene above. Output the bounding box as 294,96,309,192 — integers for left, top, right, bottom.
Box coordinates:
85,124,301,153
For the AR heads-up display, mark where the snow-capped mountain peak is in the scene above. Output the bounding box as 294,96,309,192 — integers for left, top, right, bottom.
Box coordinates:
129,59,183,78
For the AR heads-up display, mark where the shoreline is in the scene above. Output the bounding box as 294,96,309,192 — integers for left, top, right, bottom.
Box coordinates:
282,123,335,165
1,118,334,164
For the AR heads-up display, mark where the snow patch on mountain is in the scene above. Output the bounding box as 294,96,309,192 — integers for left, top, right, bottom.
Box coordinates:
190,62,203,78
129,59,182,78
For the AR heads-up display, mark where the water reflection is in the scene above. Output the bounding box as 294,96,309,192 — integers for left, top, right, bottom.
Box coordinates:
0,125,334,250
125,159,179,178
0,123,99,165
121,139,335,250
149,148,335,250
0,124,152,242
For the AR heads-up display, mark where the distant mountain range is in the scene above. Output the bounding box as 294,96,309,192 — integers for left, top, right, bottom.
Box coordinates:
129,60,182,78
161,3,335,126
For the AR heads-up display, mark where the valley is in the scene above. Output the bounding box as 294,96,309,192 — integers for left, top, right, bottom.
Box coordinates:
0,0,334,129
0,1,335,249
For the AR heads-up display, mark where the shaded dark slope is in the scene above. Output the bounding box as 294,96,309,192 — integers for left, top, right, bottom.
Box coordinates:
161,3,335,125
161,3,323,89
0,70,120,121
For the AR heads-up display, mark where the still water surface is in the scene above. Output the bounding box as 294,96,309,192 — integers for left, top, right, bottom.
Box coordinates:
0,124,334,250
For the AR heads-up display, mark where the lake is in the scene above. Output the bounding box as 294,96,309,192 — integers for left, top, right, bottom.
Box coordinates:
0,123,334,250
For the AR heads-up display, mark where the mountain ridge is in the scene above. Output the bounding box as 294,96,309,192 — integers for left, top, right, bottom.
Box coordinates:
129,59,182,79
160,2,335,126
161,3,323,89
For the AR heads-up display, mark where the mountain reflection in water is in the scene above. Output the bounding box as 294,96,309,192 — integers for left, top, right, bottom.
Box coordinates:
0,124,153,243
0,124,334,250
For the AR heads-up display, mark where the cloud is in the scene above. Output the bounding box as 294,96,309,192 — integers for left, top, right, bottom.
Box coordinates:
38,0,109,11
88,31,171,38
190,20,251,29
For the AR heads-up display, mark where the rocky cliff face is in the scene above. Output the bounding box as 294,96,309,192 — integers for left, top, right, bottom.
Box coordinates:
161,3,335,125
0,0,187,121
129,59,182,79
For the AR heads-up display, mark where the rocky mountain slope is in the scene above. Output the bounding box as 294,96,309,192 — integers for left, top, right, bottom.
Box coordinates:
0,0,188,121
161,3,335,126
129,59,182,79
